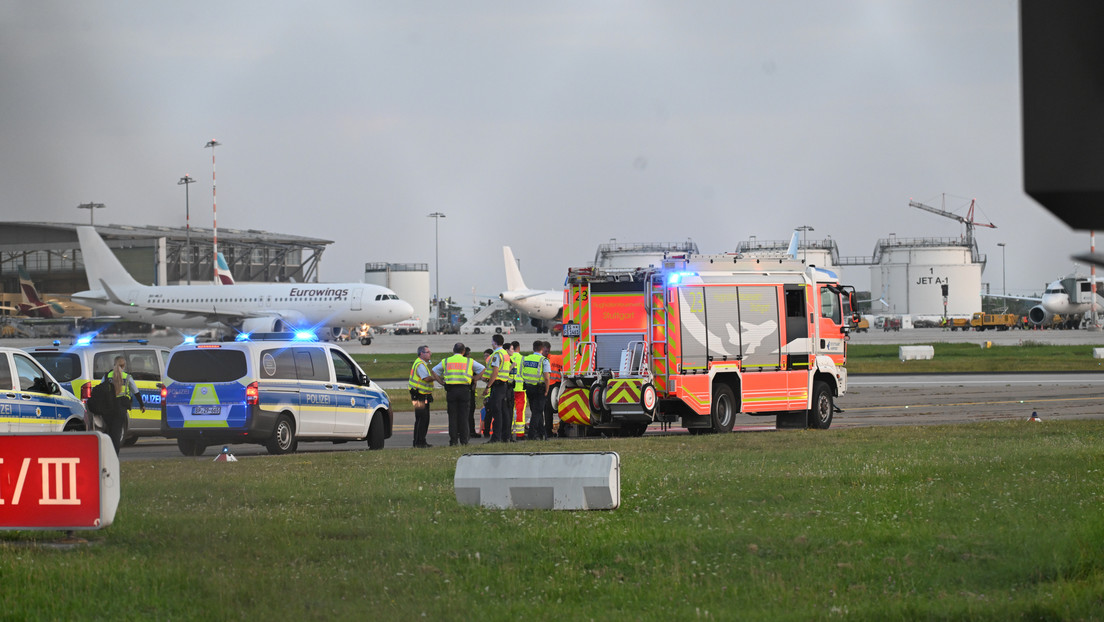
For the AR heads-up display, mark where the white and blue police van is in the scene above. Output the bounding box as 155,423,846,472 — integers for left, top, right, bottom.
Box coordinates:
0,346,89,432
24,337,171,445
160,333,393,456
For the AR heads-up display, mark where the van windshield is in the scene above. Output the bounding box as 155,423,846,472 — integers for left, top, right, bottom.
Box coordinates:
167,350,248,383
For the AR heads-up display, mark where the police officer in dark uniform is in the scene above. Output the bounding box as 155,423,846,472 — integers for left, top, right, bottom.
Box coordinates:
434,342,485,446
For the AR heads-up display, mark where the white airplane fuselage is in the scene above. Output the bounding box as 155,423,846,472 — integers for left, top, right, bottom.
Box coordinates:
73,282,412,330
500,289,563,321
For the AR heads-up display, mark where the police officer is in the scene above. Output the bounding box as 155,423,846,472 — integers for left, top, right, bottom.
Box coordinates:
408,345,442,448
482,333,512,443
521,339,551,440
434,342,485,446
464,346,480,438
105,355,145,454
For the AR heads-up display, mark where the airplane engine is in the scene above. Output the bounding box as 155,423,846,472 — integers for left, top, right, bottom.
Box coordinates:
240,317,294,333
1027,305,1052,326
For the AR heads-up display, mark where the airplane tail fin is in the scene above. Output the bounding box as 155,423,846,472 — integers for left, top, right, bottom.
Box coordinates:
76,226,142,291
503,246,527,292
786,231,800,259
16,266,44,306
216,252,235,285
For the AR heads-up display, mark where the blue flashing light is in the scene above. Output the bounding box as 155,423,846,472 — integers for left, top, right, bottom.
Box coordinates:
293,330,317,342
182,335,197,345
75,335,94,346
667,271,698,285
235,332,252,342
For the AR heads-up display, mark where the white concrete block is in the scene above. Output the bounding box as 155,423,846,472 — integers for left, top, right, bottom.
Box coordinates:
899,345,934,361
455,452,620,510
1093,348,1104,359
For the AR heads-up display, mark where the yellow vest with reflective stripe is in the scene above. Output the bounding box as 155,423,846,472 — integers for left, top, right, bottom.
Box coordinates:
443,354,474,384
510,351,524,391
106,370,132,398
408,358,433,393
520,353,545,385
491,347,510,380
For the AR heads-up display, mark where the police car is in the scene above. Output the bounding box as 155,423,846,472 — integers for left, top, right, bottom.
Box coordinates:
160,332,393,456
24,337,171,446
0,346,89,432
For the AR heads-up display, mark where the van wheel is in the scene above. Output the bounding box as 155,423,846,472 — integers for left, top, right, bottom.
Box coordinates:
367,413,385,450
178,438,207,456
266,414,298,455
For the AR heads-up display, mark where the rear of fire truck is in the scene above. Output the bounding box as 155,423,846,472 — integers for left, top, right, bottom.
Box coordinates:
557,254,855,436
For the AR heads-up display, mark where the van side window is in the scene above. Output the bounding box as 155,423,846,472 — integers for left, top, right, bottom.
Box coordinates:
330,349,359,385
293,348,329,382
14,354,49,393
261,349,297,380
127,350,162,381
0,355,12,391
93,350,124,379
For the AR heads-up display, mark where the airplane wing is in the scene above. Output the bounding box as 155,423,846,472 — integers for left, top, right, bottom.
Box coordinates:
983,293,1042,303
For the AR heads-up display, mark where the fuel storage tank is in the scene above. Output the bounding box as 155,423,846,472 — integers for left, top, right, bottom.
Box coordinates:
364,262,430,331
868,237,983,317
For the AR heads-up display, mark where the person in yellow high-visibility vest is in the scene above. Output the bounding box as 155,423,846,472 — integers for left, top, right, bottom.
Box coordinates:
509,340,526,439
433,342,485,446
481,334,512,443
105,355,145,454
408,345,443,448
521,339,551,440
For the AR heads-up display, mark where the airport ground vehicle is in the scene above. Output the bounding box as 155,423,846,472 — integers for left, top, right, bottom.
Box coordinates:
556,253,855,436
459,323,515,335
969,312,1019,331
160,334,392,456
947,317,971,331
24,338,170,445
0,346,88,432
853,317,870,333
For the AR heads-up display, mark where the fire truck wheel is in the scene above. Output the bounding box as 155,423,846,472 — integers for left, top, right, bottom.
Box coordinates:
711,384,737,433
590,382,605,412
640,383,657,416
808,380,834,429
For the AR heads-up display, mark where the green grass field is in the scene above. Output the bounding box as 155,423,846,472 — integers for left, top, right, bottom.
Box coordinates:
3,422,1103,620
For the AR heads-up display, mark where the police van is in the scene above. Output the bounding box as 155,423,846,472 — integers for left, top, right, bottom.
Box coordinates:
0,346,89,432
24,337,171,446
160,333,393,456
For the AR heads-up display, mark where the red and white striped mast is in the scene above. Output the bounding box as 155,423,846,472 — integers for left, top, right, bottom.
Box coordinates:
205,139,221,283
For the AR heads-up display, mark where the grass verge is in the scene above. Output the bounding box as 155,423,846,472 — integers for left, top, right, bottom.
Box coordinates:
3,421,1103,620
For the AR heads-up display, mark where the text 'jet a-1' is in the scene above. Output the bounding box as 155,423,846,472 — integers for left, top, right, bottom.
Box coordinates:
70,226,413,339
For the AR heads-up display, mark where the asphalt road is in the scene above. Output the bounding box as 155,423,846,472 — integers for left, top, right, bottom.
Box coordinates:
117,371,1104,461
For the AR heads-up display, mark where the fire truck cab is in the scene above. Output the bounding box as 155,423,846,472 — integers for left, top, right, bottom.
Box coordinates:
557,253,856,435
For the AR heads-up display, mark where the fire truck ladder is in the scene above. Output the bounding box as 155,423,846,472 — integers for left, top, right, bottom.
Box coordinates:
645,273,672,430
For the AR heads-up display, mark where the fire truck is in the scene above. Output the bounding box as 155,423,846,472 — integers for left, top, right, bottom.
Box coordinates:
557,252,857,435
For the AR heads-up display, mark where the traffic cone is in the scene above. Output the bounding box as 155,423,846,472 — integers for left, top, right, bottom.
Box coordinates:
1028,411,1042,422
213,445,238,462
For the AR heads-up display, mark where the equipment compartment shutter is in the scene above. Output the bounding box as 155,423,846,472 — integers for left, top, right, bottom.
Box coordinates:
704,285,741,361
737,285,781,369
678,286,708,371
595,333,643,372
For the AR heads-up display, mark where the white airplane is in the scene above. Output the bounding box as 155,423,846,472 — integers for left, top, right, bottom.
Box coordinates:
70,226,414,335
1024,276,1104,327
499,246,562,321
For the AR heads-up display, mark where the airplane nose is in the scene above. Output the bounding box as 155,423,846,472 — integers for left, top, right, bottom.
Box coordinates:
396,299,414,320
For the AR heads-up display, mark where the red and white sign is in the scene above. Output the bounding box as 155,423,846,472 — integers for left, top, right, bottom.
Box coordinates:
0,433,119,531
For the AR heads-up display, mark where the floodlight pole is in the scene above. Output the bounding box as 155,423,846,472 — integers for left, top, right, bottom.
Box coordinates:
178,174,196,284
796,225,814,264
205,139,221,282
428,212,446,328
76,202,105,226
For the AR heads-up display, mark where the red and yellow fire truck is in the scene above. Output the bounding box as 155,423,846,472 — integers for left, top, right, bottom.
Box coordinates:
557,252,856,435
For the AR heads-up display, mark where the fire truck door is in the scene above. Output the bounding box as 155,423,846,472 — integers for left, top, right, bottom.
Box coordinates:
783,285,811,406
817,285,847,363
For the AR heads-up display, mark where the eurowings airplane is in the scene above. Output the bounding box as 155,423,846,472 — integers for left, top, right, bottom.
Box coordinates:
1028,276,1104,326
499,246,563,321
0,266,67,318
70,226,414,334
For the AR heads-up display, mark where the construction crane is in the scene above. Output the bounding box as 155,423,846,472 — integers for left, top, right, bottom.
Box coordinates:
908,195,996,248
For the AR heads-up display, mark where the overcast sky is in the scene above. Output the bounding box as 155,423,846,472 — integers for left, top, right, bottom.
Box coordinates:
0,1,1087,308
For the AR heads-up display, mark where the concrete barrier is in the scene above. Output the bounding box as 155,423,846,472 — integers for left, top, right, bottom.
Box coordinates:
1094,348,1104,359
454,452,620,510
899,345,934,361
